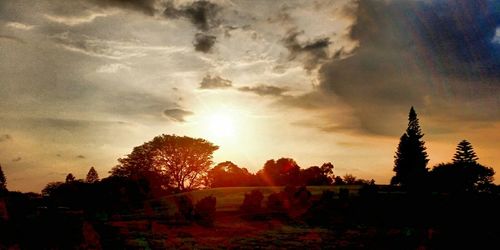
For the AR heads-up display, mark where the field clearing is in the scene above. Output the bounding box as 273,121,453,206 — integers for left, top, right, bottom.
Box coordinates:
161,185,362,211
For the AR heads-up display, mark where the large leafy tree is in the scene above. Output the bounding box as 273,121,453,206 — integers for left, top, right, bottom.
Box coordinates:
431,140,495,193
111,134,218,192
207,161,255,187
257,158,301,186
391,107,429,190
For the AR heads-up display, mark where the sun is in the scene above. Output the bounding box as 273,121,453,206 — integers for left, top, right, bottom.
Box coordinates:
207,113,236,139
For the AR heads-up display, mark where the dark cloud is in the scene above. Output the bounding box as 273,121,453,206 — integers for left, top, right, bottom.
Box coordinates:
199,74,232,89
285,0,500,136
163,108,194,122
12,157,21,162
193,33,216,52
163,0,220,31
238,85,288,97
0,134,12,142
282,29,332,72
164,0,221,53
76,155,86,159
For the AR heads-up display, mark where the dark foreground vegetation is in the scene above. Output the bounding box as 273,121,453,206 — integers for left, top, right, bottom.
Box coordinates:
0,107,498,249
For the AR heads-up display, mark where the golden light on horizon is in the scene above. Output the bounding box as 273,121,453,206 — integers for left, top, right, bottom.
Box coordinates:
208,113,236,139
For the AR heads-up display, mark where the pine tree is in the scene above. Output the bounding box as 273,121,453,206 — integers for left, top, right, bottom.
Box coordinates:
65,173,76,183
453,140,478,164
391,107,429,190
0,164,6,191
85,167,99,183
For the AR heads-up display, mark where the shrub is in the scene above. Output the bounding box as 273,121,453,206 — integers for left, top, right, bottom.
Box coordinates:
194,196,216,227
240,190,264,219
266,192,285,212
175,195,193,223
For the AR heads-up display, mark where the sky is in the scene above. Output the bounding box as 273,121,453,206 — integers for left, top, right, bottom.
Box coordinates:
0,0,499,192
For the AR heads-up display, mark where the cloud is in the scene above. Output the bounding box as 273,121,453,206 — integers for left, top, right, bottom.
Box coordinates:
283,0,500,136
51,32,183,59
97,63,131,73
163,0,220,31
163,0,221,53
76,155,86,159
282,29,332,72
193,33,216,52
86,0,158,16
238,85,289,97
6,22,34,30
163,108,194,122
44,12,109,26
0,134,12,142
0,35,25,44
12,157,21,162
199,74,232,89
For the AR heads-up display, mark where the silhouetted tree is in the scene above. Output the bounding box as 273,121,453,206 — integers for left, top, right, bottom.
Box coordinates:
453,140,479,164
257,158,301,186
111,134,218,192
430,140,495,193
65,173,75,183
391,107,429,191
207,161,256,187
0,164,6,191
300,162,334,185
334,176,345,185
85,167,99,183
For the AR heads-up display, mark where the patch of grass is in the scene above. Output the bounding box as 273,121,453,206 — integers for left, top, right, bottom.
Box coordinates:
163,186,362,212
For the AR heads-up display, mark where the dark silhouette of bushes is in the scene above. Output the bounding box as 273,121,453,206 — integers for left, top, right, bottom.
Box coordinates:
240,189,264,219
174,195,193,224
194,196,216,227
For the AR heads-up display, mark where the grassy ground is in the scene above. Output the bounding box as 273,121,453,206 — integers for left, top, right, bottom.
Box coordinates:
164,185,362,211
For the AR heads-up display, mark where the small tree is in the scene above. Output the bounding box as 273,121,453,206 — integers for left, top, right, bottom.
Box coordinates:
430,140,495,193
65,173,76,183
453,140,479,164
0,164,6,191
86,167,99,183
391,107,429,191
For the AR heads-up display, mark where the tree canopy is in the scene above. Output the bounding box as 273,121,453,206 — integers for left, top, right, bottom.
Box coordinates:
110,134,219,193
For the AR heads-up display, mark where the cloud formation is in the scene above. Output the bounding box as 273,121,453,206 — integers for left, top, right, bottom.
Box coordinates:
284,0,500,136
199,74,232,89
282,30,332,72
163,108,194,122
238,85,288,97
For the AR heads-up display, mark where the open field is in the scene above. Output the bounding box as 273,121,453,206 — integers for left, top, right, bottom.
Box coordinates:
162,185,363,211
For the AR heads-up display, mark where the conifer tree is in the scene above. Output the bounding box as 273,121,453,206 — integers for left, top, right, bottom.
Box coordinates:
85,167,99,183
453,140,478,164
65,173,76,183
391,107,429,190
0,164,6,191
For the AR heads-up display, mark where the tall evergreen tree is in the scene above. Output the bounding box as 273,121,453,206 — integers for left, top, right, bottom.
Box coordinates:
0,164,6,191
86,167,99,183
391,107,429,190
453,140,478,164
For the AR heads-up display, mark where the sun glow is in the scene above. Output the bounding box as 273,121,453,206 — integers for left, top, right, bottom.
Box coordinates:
208,113,236,138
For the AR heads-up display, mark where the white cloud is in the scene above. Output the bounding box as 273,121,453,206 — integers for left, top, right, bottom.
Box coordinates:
97,63,131,73
6,22,34,30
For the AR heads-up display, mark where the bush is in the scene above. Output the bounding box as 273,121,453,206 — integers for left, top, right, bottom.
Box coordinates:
240,190,264,219
194,196,216,227
175,195,193,223
266,192,285,212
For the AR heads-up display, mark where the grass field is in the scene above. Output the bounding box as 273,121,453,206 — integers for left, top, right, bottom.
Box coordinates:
162,185,363,211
